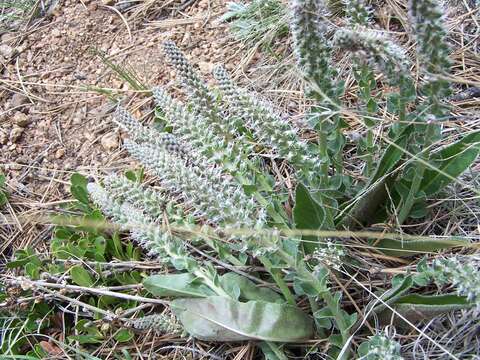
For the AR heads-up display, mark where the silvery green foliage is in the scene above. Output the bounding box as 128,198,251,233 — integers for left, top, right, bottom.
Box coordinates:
290,0,337,100
334,29,409,86
163,41,216,115
87,182,192,265
162,41,238,138
152,87,249,169
429,257,480,309
344,0,371,26
114,106,187,158
103,174,170,220
86,183,167,256
408,0,451,116
126,313,184,335
358,334,403,360
213,65,322,180
123,139,260,228
312,241,345,270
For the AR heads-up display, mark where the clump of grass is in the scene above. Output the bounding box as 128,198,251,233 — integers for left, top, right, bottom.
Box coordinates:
221,0,289,49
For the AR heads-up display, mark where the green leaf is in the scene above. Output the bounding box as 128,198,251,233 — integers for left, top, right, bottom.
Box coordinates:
114,329,134,343
219,273,283,303
364,275,413,318
70,265,94,287
377,293,473,328
143,273,216,298
421,130,480,195
294,183,334,231
374,236,469,257
172,296,314,342
294,183,334,253
70,173,90,205
344,125,413,227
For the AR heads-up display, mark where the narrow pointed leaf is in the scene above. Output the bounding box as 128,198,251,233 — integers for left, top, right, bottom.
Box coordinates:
421,130,480,195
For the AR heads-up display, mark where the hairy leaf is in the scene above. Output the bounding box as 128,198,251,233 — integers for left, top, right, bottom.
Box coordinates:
377,293,473,328
344,125,412,227
143,273,216,298
294,183,334,253
172,296,314,342
70,265,94,287
374,236,469,257
220,273,283,303
421,130,480,195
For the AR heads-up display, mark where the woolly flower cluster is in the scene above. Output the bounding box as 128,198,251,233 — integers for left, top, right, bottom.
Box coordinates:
114,107,187,158
312,241,345,271
360,334,403,360
213,65,321,180
408,0,451,116
87,182,188,263
344,0,371,27
334,29,409,86
289,0,337,100
152,87,247,170
103,174,171,220
123,139,260,229
126,313,184,336
408,0,450,75
430,257,480,309
162,41,238,138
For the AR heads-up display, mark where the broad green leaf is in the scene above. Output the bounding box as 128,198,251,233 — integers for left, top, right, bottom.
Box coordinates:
70,173,89,205
220,272,283,303
172,296,314,342
294,183,334,253
143,273,216,298
114,329,134,343
294,183,334,231
377,293,473,328
70,265,94,287
421,130,480,195
344,125,413,227
374,236,469,257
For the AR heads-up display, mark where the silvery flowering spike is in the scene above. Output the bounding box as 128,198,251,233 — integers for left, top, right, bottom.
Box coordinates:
344,0,371,27
430,257,480,309
103,174,171,220
126,314,184,335
162,40,216,108
162,40,239,137
87,182,190,264
213,65,321,180
152,87,225,156
408,0,451,116
114,106,188,158
123,139,258,228
334,29,410,86
290,0,337,100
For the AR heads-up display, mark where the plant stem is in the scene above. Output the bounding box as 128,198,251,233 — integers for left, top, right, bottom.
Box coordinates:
397,122,436,224
259,255,296,305
275,250,351,359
